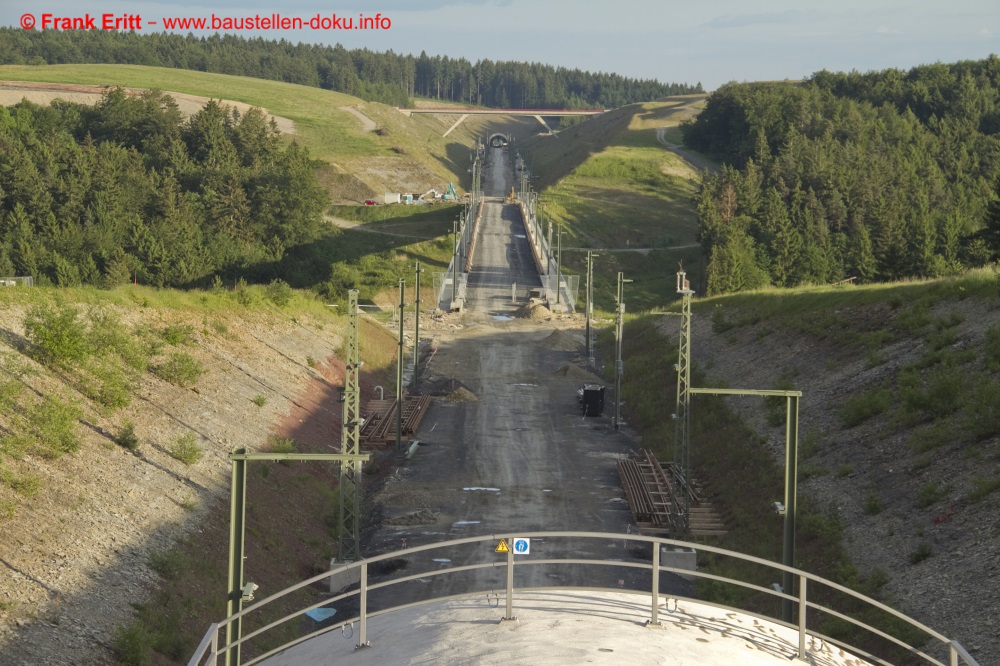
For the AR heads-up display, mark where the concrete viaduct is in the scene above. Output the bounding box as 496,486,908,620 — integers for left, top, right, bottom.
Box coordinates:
395,106,606,137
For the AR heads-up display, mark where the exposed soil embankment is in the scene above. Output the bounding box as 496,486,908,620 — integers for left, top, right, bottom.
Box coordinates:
0,297,348,663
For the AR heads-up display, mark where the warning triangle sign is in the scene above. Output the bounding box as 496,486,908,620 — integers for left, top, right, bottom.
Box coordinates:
495,539,509,553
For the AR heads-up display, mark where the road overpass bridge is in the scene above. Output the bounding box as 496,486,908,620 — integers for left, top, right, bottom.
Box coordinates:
397,106,606,136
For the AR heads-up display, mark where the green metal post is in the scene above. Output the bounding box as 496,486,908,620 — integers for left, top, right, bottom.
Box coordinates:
225,450,247,666
782,394,800,623
555,227,562,305
451,217,458,304
613,272,631,430
396,278,405,452
585,251,594,362
414,262,422,377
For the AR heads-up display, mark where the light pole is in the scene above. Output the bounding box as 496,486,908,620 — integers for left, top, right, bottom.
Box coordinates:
414,262,423,377
555,226,563,305
613,272,632,430
396,278,405,452
585,251,599,363
451,216,458,304
224,450,369,666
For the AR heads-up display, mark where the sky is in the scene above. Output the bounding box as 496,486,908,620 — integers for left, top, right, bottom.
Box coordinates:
2,0,999,90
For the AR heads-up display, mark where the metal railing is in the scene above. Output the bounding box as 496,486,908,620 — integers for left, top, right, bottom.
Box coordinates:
188,532,979,666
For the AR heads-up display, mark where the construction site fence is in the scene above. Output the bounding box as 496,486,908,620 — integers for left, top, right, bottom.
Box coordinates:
434,201,478,310
0,276,33,287
188,531,978,666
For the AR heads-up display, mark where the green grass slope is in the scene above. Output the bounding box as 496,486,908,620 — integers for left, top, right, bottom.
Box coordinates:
520,96,710,312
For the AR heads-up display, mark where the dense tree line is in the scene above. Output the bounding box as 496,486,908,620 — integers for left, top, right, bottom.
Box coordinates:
0,89,328,287
682,57,1000,294
0,29,701,109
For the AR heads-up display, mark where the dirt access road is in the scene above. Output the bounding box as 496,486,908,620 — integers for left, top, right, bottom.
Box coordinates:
362,146,688,607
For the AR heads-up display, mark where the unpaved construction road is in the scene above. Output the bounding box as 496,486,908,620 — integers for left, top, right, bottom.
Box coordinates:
363,147,688,606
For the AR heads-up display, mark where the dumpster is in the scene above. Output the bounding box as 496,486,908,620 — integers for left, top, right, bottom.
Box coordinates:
581,384,605,417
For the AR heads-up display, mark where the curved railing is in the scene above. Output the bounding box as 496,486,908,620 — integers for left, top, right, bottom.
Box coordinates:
188,532,979,666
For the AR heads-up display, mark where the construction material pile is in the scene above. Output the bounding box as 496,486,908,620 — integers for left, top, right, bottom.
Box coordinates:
516,302,552,319
446,387,478,403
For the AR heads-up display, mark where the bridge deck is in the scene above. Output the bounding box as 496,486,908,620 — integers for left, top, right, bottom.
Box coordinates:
401,107,605,115
260,591,872,666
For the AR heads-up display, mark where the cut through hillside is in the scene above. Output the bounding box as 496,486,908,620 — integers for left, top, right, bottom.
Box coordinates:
653,280,1000,664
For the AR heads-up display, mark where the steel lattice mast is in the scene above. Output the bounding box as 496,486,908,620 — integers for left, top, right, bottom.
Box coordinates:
338,289,362,563
673,269,694,537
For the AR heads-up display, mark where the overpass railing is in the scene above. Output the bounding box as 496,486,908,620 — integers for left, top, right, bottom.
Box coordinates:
188,532,978,666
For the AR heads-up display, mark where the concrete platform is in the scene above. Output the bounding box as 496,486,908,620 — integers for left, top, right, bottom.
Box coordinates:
259,591,872,666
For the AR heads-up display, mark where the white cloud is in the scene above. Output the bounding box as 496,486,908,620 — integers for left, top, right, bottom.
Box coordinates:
979,28,992,37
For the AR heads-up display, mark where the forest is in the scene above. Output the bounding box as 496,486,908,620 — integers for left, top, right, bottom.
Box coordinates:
0,89,328,287
0,29,701,109
683,55,1000,295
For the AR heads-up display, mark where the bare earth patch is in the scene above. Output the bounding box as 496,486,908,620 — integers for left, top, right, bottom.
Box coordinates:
0,81,296,134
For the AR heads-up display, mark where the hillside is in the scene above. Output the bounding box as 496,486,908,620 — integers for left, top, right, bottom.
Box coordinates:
0,284,405,663
520,95,711,311
643,272,1000,663
0,65,527,203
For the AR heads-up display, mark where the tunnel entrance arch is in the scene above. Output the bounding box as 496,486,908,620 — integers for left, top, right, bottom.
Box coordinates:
488,133,510,148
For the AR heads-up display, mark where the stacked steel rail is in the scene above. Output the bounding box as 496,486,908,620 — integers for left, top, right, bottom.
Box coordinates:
359,394,433,446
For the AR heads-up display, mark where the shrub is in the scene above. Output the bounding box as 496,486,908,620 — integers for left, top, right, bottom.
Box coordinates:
963,378,1000,440
269,436,296,453
159,324,194,346
967,474,1000,503
117,421,140,451
82,357,136,410
901,366,965,419
31,397,82,459
148,549,186,581
87,308,148,370
233,278,256,306
862,493,884,515
24,303,89,367
0,467,41,497
266,279,293,307
917,481,948,508
909,543,933,564
112,622,153,666
839,387,889,428
168,433,202,465
252,394,267,407
153,352,204,387
984,326,1000,371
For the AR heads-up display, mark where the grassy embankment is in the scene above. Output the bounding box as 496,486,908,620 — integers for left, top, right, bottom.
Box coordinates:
600,269,1000,659
521,97,711,313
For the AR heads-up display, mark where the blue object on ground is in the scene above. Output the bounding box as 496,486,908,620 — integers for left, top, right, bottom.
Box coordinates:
304,608,337,622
